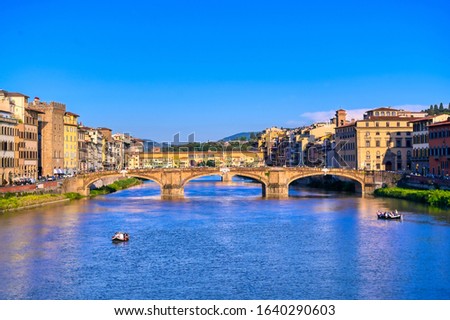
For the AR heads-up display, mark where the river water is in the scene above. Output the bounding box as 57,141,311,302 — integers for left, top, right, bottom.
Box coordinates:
0,177,449,300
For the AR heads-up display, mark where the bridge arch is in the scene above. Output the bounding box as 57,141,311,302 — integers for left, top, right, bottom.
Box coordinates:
81,173,163,196
286,171,365,193
181,172,268,188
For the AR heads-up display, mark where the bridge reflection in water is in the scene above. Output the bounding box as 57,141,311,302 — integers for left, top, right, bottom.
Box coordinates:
62,167,400,199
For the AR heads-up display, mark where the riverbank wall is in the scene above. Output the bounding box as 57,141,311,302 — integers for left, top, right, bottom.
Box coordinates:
0,177,141,213
0,181,61,197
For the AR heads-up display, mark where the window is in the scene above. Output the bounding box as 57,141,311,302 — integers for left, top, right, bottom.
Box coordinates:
366,151,371,160
366,140,370,147
397,122,400,127
376,140,380,147
406,139,412,148
396,139,402,147
376,151,381,159
376,132,380,136
386,122,390,127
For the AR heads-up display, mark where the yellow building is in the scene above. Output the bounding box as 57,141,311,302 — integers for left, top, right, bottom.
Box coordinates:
335,107,425,171
258,127,288,164
63,111,79,174
129,150,265,169
334,121,357,169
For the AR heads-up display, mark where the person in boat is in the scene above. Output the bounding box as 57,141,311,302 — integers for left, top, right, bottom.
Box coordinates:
389,210,399,217
113,232,125,241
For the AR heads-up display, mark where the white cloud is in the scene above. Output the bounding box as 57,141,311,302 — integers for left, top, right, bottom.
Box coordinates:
389,104,428,112
297,111,335,124
294,104,429,127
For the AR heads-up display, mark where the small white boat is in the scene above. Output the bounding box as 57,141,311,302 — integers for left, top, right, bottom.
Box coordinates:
112,232,129,242
377,210,402,220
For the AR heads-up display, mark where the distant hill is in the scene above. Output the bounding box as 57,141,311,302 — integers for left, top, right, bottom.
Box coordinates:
141,139,161,151
220,132,259,142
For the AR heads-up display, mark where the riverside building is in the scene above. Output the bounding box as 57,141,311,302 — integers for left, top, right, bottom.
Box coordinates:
335,107,426,171
0,90,18,185
30,97,66,177
428,120,450,177
63,111,79,175
409,114,449,176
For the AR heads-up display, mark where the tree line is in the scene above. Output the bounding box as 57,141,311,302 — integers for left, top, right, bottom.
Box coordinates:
422,102,450,115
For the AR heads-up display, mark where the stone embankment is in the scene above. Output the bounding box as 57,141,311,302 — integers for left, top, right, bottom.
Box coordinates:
0,181,61,195
0,177,141,213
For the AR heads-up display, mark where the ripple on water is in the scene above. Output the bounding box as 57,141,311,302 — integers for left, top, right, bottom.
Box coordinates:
0,181,449,299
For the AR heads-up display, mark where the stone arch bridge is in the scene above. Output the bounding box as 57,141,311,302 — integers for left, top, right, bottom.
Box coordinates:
62,167,400,199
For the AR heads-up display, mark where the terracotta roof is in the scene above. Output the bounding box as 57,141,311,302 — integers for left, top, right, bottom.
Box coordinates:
336,121,356,129
65,111,79,117
25,106,45,114
428,120,450,128
407,116,436,123
368,107,400,112
364,116,411,121
7,92,30,98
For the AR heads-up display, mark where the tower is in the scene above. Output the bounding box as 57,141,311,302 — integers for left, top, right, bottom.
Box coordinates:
335,109,347,128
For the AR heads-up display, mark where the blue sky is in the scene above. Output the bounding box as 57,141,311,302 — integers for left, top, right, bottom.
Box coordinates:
1,0,449,141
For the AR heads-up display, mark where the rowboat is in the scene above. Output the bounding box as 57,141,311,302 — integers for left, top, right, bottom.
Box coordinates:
377,211,402,220
112,232,129,242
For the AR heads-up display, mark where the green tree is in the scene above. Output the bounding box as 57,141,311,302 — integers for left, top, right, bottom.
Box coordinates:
439,103,444,111
433,104,438,114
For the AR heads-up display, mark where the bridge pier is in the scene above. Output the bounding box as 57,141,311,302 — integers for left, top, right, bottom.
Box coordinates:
221,172,233,183
263,183,289,199
161,185,185,200
262,170,290,198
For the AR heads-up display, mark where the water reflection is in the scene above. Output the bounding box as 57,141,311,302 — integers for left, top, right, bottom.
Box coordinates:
0,179,449,300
